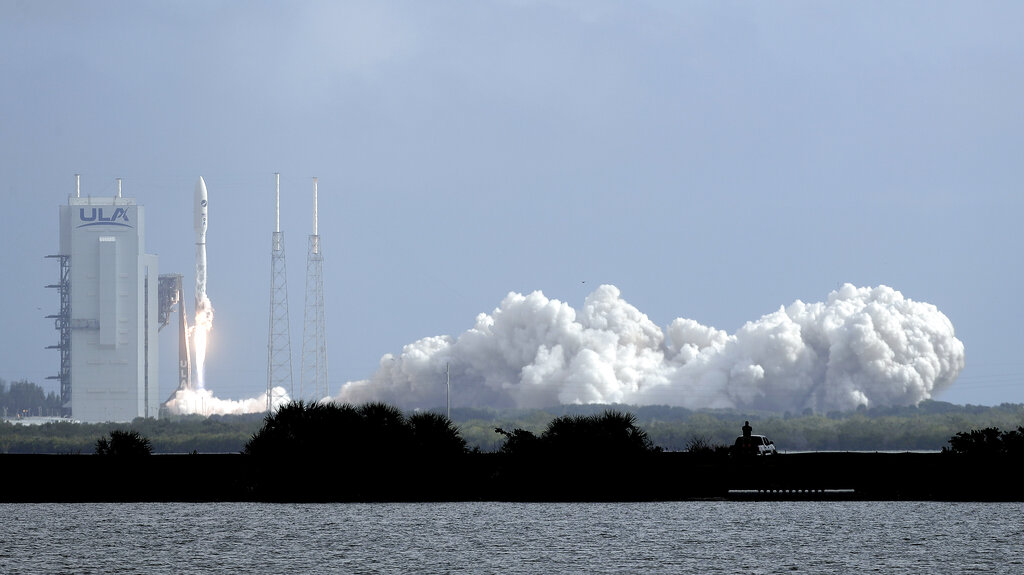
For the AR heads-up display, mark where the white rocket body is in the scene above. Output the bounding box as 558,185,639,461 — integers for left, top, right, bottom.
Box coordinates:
195,177,208,306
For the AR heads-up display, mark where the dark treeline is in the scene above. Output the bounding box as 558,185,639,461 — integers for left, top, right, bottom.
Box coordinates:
456,400,1024,452
243,401,467,457
0,379,63,418
0,412,265,454
945,426,1024,456
243,402,655,459
3,384,1024,454
6,401,1023,503
240,402,661,501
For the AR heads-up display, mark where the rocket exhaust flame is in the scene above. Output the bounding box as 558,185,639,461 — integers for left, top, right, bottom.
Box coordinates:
192,297,213,389
164,176,294,416
193,177,212,390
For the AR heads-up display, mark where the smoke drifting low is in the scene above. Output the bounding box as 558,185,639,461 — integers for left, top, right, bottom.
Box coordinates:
334,284,965,413
164,386,291,416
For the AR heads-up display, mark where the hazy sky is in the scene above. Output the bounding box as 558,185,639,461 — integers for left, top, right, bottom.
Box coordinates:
2,1,1021,408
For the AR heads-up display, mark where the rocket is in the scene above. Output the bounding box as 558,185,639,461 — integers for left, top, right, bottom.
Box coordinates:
195,177,208,306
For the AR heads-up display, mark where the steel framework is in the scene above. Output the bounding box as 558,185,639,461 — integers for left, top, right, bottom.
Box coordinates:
300,177,328,400
158,273,192,396
45,254,71,416
267,173,294,411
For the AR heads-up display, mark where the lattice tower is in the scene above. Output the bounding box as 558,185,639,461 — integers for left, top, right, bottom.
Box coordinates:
267,173,294,411
45,253,71,416
301,177,329,400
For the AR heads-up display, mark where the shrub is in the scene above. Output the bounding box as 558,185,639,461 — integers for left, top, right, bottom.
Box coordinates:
945,426,1024,456
94,430,152,456
497,410,659,457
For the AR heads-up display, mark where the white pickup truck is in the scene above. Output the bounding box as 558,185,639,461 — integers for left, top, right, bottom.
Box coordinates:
733,434,777,456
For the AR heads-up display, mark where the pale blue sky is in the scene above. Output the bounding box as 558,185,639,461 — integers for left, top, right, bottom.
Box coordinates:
2,1,1021,407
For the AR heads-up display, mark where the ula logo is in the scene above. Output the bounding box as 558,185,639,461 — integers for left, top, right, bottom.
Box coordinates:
77,207,133,228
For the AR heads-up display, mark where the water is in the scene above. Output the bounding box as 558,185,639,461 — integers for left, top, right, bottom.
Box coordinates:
2,501,1022,574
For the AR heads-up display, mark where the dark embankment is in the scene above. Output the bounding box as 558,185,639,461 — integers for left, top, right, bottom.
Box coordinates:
2,452,1021,502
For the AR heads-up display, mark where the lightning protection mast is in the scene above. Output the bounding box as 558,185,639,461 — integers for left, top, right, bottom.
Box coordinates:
301,177,328,400
266,173,293,411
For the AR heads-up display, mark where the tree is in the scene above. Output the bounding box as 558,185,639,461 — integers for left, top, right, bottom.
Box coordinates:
0,379,61,417
946,426,1024,456
497,410,659,457
243,400,361,457
243,401,470,458
494,427,540,456
1002,426,1024,456
409,412,467,456
543,411,657,455
684,434,727,456
357,402,413,456
95,430,152,456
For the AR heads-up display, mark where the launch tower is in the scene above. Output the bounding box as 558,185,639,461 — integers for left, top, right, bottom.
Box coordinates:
54,176,160,422
300,177,328,400
267,173,294,410
157,273,191,395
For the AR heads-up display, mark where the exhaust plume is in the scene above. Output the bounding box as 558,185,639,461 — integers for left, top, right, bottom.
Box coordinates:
164,386,291,416
191,297,213,389
193,177,212,389
334,284,965,413
163,176,289,417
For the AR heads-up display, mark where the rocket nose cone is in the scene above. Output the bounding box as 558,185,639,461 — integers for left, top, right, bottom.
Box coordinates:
195,177,208,207
195,177,208,200
195,177,208,233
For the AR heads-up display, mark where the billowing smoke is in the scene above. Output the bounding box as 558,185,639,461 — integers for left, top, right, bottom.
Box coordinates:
334,284,965,413
164,386,291,416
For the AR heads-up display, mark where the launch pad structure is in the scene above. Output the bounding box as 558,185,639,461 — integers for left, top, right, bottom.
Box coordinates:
50,176,160,423
44,253,71,415
267,173,294,410
157,273,192,396
49,173,333,419
300,177,329,401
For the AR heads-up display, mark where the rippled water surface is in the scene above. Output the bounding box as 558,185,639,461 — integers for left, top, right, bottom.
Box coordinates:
2,501,1022,574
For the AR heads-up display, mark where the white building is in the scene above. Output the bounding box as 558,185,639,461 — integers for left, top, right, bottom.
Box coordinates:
58,191,159,422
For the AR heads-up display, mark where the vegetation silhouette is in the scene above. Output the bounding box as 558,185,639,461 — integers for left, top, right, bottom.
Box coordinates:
944,426,1024,456
683,434,729,458
492,411,664,500
5,399,1024,501
241,401,473,501
496,410,659,457
3,381,1024,454
409,411,468,456
493,427,542,456
243,400,467,458
94,429,152,456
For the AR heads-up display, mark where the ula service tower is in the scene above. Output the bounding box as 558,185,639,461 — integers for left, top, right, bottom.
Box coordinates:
54,177,159,422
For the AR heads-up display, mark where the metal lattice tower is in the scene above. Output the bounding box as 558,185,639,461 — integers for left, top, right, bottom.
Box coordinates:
44,174,76,417
157,273,192,397
45,253,71,417
301,177,329,400
267,173,294,411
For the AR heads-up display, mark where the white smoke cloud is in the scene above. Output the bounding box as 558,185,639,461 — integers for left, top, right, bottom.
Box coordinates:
164,386,291,416
334,284,965,413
